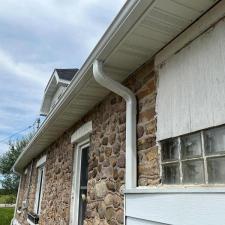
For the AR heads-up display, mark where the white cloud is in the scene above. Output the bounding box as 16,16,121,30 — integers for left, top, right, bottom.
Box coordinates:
0,48,48,85
0,0,125,155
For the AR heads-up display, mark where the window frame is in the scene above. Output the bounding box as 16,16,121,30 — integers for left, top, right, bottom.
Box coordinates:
160,127,225,186
34,156,46,215
70,139,90,225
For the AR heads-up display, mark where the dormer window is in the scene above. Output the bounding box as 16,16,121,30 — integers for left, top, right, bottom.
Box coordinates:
40,68,78,116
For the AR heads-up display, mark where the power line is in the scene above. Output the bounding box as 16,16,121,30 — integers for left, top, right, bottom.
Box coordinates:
0,125,34,144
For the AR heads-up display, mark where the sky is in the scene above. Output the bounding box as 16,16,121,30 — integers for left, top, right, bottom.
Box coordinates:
0,0,125,155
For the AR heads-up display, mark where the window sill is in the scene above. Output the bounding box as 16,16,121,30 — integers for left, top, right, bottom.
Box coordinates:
125,185,225,194
27,218,39,225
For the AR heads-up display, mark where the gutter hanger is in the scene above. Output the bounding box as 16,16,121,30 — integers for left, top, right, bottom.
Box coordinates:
93,60,137,189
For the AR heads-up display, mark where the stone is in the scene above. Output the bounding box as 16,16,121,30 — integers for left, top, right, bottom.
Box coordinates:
116,209,124,224
95,181,108,198
112,143,120,155
105,147,112,157
117,154,125,168
102,137,108,145
98,202,106,219
109,133,116,145
105,207,115,221
118,170,124,180
137,125,144,138
138,108,155,123
146,147,158,161
119,113,126,124
102,160,110,167
104,193,114,206
113,195,121,208
102,167,113,179
113,168,119,180
106,180,116,191
110,156,117,167
145,120,156,135
99,154,105,162
138,137,156,151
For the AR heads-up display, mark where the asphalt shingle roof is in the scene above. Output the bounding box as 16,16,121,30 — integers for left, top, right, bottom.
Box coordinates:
56,68,79,81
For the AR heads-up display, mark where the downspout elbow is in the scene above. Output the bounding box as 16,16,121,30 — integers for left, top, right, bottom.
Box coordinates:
93,60,137,189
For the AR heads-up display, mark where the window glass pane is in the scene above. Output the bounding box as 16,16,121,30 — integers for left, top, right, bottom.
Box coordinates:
162,163,180,184
161,138,179,161
181,133,202,159
182,160,204,184
205,126,225,155
208,157,225,184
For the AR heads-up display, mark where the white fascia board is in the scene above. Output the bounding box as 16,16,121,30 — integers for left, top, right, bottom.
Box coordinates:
13,0,154,173
71,121,93,143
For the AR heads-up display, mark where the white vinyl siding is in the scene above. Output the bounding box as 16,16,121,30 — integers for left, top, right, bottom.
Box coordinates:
157,19,225,140
126,190,225,225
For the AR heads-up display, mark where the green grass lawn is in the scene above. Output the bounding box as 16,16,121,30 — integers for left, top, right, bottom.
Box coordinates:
0,208,14,225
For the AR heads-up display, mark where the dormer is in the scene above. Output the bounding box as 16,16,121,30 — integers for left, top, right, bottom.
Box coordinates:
40,68,78,116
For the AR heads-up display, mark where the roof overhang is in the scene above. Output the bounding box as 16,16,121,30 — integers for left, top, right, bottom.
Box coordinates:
13,0,221,173
40,70,73,115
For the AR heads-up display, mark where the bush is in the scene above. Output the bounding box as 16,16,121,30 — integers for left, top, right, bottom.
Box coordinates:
3,195,16,204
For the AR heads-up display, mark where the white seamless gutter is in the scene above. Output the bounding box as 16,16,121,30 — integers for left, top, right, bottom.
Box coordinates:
93,60,137,189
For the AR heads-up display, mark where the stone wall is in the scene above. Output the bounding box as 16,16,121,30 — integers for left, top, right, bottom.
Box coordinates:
15,59,159,225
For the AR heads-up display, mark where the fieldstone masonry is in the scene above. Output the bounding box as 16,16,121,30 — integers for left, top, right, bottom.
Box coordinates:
15,60,159,225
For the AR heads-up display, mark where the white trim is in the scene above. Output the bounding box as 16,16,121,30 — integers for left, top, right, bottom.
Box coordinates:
155,0,225,67
34,165,46,215
12,218,21,225
36,155,47,168
70,139,90,225
13,177,22,218
71,121,92,143
125,186,225,194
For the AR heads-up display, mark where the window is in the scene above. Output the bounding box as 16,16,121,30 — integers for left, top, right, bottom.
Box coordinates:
161,125,225,185
70,121,92,225
70,141,90,225
34,157,46,215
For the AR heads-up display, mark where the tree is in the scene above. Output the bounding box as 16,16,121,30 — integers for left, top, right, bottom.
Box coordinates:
0,133,33,193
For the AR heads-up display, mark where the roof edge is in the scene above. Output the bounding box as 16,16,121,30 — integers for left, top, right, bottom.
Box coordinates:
13,0,152,173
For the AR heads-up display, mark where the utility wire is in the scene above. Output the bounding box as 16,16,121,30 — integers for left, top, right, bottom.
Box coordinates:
0,124,34,144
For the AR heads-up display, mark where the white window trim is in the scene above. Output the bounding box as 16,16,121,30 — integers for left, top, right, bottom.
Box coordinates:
70,121,92,224
71,121,92,144
34,156,46,215
36,155,47,168
70,139,90,225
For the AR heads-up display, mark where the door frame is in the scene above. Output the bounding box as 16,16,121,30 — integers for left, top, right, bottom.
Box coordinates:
70,139,90,225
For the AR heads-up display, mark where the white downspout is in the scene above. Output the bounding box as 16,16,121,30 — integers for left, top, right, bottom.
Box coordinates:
93,60,137,189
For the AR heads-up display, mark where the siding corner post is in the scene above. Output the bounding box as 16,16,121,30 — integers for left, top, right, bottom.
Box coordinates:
93,60,137,189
